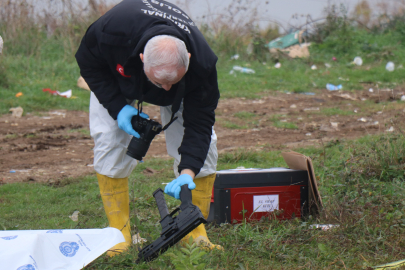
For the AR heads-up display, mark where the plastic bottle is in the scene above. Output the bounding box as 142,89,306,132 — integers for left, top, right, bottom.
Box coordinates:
386,61,395,72
326,83,343,91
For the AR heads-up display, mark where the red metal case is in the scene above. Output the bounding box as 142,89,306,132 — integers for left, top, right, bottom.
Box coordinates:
210,168,308,224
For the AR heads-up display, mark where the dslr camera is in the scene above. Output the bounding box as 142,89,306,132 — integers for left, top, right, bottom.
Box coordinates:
126,116,163,161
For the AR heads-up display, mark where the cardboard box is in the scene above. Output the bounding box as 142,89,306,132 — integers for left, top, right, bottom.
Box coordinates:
208,151,322,224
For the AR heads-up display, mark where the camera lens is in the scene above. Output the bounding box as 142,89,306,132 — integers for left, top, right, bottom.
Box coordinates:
126,137,150,161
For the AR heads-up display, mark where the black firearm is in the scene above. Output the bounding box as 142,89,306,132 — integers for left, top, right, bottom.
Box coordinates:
136,185,206,263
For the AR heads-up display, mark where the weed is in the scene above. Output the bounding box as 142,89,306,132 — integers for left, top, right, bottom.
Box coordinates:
165,238,211,270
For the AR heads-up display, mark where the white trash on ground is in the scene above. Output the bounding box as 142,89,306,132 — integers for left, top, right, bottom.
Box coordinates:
0,228,125,270
353,56,363,66
232,66,255,74
9,106,23,118
386,61,395,72
326,83,342,91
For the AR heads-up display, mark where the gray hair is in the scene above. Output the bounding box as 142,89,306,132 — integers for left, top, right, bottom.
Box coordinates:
143,35,189,82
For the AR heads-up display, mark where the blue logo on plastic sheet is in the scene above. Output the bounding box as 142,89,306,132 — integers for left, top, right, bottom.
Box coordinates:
59,241,79,257
46,230,63,233
17,264,35,270
1,235,17,240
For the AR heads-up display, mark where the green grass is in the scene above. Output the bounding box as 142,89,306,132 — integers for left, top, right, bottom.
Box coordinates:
2,133,405,269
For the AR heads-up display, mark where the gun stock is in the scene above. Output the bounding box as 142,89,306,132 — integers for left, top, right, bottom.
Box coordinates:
136,185,206,263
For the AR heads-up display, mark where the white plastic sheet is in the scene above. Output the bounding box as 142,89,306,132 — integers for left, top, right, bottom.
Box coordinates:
0,227,125,270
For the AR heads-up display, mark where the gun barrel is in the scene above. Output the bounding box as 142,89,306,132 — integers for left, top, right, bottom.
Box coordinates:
153,188,170,218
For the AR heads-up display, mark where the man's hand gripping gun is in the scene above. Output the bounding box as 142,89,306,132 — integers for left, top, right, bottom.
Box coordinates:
136,185,206,263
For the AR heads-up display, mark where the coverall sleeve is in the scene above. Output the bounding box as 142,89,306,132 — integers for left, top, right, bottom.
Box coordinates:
75,33,128,120
178,69,220,175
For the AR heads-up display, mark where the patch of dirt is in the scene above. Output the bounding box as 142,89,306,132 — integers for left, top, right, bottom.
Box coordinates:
1,88,405,184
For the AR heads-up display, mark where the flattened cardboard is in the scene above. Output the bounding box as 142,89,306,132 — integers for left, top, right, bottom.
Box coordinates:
281,151,323,215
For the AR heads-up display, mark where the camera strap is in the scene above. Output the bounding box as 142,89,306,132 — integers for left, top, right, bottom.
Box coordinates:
136,74,185,131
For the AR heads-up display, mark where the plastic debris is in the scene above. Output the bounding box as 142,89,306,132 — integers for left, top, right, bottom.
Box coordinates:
310,224,340,231
401,95,405,101
386,126,395,132
325,63,331,68
358,117,368,122
69,211,80,222
232,66,255,74
303,92,315,96
230,54,239,60
369,88,374,93
9,170,16,173
311,65,317,70
290,104,297,109
353,56,363,66
0,228,125,270
305,133,312,136
332,57,337,61
326,83,342,91
274,62,281,69
331,122,339,128
132,233,147,245
9,106,23,118
0,35,3,54
386,61,395,72
338,77,349,81
354,109,358,113
304,107,319,111
15,92,23,98
43,88,73,98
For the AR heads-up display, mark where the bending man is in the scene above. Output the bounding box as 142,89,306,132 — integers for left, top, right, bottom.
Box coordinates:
75,0,220,256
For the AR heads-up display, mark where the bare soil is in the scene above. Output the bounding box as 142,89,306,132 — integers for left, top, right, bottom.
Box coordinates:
1,89,404,184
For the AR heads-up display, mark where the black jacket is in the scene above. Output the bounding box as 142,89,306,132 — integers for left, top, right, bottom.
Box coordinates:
75,0,219,175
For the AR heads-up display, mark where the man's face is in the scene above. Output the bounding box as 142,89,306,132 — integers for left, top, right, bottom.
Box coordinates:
145,67,186,91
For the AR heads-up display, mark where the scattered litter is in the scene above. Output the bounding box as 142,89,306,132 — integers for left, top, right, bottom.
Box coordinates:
252,99,265,104
15,92,23,98
311,65,317,70
230,54,239,60
297,117,303,120
386,61,395,72
325,63,331,68
41,116,52,120
232,66,255,74
274,62,281,69
332,57,337,61
369,88,374,93
49,111,66,118
366,121,379,127
9,106,23,118
43,88,73,98
354,109,358,113
132,233,147,245
303,92,315,96
361,98,367,101
310,224,340,231
86,164,94,167
358,117,368,122
153,116,158,119
401,95,405,101
377,111,383,114
331,122,339,128
9,170,16,173
386,126,395,132
326,83,342,91
305,133,312,136
304,107,319,111
335,93,357,101
338,77,349,81
0,35,3,54
77,76,91,91
290,104,297,109
398,64,404,69
353,56,363,66
69,211,80,222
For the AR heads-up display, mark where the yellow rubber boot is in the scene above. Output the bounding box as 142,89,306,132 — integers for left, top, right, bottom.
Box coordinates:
180,173,223,250
97,173,132,257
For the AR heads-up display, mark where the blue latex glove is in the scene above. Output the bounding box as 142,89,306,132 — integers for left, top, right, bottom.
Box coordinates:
165,174,196,199
117,105,149,138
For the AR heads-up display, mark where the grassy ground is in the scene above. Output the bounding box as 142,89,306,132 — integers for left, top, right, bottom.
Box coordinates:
2,133,405,269
2,7,405,269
